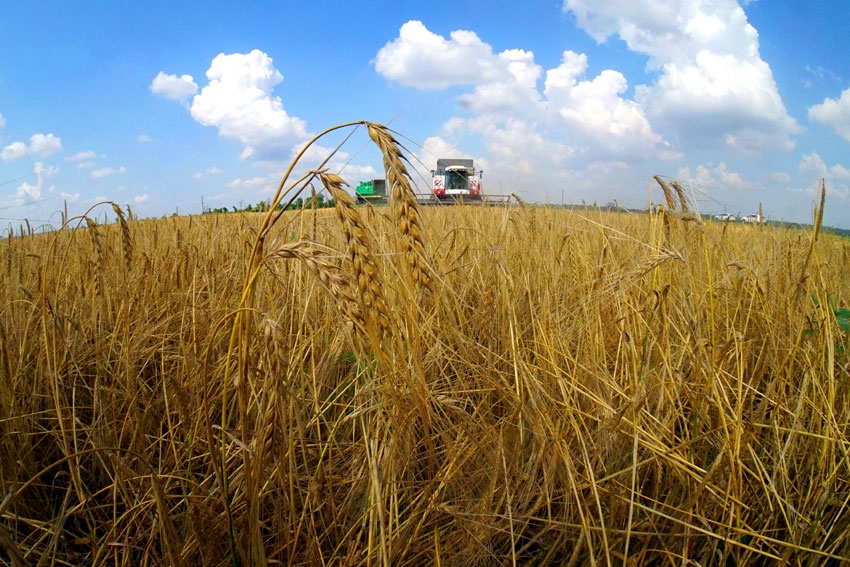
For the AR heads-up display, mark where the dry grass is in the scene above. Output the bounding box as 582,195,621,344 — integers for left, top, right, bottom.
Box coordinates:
1,124,850,566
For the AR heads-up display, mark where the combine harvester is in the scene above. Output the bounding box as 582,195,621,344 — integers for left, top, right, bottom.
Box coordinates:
423,158,511,205
354,179,387,204
429,158,483,203
354,158,512,206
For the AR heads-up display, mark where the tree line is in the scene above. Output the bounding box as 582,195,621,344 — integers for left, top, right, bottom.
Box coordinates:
203,195,336,215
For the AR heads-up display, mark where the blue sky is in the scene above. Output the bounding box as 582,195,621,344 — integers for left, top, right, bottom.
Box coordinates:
2,0,849,229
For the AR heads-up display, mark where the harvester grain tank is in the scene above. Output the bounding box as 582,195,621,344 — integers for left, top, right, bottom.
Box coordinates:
354,179,388,204
431,158,483,202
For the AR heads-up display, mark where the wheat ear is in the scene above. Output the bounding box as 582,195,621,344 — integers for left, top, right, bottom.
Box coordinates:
653,175,678,212
265,241,367,336
367,123,433,293
669,180,691,213
112,202,133,271
319,171,393,339
85,216,105,297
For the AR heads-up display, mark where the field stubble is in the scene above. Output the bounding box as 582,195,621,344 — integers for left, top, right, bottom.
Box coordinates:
1,123,850,566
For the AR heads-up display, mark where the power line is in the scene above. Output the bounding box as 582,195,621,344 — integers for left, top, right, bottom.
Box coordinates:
0,195,63,211
0,172,38,187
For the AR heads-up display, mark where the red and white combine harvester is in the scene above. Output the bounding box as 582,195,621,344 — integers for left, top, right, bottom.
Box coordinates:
431,158,483,203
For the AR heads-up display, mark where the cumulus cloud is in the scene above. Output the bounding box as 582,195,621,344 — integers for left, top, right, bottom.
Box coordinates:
185,49,309,161
1,133,62,161
808,87,850,142
375,21,503,89
795,152,850,201
29,133,63,155
544,50,667,157
15,162,58,200
134,194,149,204
150,71,198,100
678,162,753,192
376,20,672,191
1,141,27,161
564,0,801,152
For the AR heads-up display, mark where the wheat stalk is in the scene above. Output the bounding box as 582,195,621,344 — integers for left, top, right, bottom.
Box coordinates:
367,123,434,293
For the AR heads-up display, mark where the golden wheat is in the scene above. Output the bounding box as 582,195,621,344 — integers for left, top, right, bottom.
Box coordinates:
111,201,133,271
264,239,366,335
367,122,433,293
2,123,848,566
320,170,394,340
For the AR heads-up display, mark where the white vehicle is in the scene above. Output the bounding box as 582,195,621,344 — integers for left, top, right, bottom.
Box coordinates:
431,158,483,202
742,214,764,224
714,213,736,222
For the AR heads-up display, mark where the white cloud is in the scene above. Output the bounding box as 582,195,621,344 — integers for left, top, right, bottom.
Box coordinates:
564,0,801,152
227,176,269,188
1,141,27,161
193,167,222,179
150,71,198,100
803,65,842,89
768,171,791,183
138,134,152,142
374,21,503,89
91,168,114,179
66,150,97,161
134,194,149,204
186,50,309,161
544,51,667,157
798,151,850,199
90,166,125,179
0,114,5,129
29,133,63,155
679,162,753,191
1,133,63,161
15,162,58,200
808,87,850,142
377,21,671,175
17,181,40,199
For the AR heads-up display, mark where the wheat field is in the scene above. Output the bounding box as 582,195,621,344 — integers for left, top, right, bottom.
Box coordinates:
1,123,849,566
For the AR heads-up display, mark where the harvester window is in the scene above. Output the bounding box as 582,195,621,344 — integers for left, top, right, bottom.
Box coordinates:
447,170,469,190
